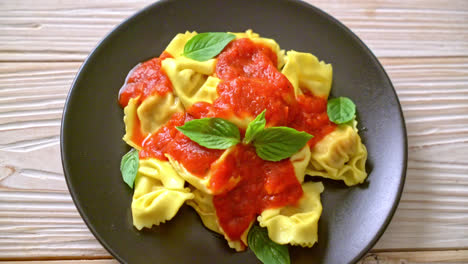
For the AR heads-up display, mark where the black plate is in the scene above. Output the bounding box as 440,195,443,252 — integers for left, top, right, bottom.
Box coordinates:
61,0,407,263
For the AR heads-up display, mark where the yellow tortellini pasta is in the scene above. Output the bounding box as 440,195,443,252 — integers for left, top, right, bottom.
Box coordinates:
290,146,312,184
258,181,323,247
138,158,185,189
165,31,197,58
306,124,368,186
132,159,194,230
282,50,333,98
123,94,183,149
137,93,184,134
166,154,212,194
186,189,220,234
161,30,220,110
162,57,218,109
122,97,142,150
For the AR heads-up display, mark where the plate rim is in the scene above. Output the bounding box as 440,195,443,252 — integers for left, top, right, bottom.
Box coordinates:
60,0,408,263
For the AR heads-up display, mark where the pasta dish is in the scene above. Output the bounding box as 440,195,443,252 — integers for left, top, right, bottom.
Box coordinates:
118,30,367,262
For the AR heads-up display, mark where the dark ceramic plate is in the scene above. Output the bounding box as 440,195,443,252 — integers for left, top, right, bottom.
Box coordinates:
61,0,407,263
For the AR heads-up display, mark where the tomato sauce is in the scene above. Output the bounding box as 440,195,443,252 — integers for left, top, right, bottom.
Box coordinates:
289,93,337,147
211,38,295,126
120,38,336,242
211,144,303,240
139,113,224,177
119,51,173,108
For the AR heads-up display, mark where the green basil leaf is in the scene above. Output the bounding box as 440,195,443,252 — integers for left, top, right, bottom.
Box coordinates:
177,118,240,149
253,127,313,162
244,110,266,144
120,148,139,189
248,225,290,264
183,32,236,61
327,97,356,124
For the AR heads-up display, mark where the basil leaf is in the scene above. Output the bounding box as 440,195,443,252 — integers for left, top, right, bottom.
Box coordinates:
254,127,313,162
244,110,266,144
177,118,240,149
327,97,356,124
183,32,236,61
248,225,290,264
120,148,139,189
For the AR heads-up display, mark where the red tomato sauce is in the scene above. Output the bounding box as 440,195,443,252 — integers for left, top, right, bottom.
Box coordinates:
211,144,303,240
120,38,336,243
118,51,173,108
139,113,224,177
211,38,295,126
289,93,337,147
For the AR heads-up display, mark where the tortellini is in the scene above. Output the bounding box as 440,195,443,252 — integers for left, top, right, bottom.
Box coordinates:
290,146,312,184
165,31,197,59
166,154,213,194
306,124,368,186
186,189,220,234
123,97,141,150
138,158,185,189
282,50,333,98
121,30,368,253
132,159,194,230
258,182,323,247
123,94,183,149
137,93,184,134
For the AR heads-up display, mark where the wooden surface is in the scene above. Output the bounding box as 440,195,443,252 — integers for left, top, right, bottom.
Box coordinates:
0,0,467,263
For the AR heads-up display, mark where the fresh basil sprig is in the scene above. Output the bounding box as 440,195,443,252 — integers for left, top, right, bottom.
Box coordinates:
327,97,356,124
247,111,313,161
120,148,139,189
183,32,236,61
248,225,290,264
176,111,313,162
254,127,313,162
243,109,266,144
176,118,240,149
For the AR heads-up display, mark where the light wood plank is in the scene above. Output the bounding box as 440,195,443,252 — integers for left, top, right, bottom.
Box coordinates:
0,57,467,257
360,250,468,263
374,57,468,249
0,0,467,61
0,62,108,258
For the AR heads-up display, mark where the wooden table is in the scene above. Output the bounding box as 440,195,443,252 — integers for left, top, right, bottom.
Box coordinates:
1,0,467,263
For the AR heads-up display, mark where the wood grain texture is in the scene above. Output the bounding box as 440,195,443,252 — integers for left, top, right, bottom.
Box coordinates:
1,0,468,262
0,0,467,61
360,250,468,263
0,62,107,258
